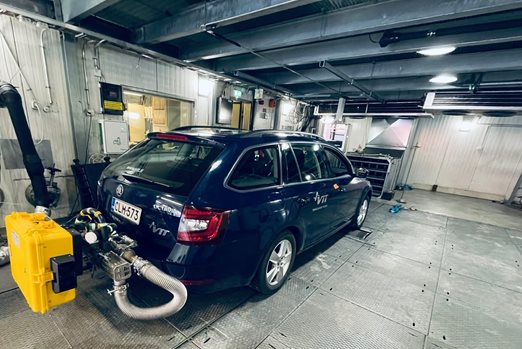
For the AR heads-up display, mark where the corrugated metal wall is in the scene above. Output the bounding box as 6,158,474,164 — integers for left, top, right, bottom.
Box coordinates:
404,115,522,200
0,16,76,225
64,36,212,160
0,17,218,227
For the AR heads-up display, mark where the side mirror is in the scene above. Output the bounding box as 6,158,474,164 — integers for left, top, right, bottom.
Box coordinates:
356,168,369,178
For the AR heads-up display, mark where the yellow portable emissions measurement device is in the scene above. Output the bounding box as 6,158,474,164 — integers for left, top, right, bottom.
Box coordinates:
6,212,77,313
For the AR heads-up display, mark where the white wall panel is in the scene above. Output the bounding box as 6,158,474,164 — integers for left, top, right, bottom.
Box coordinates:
67,41,206,158
0,17,76,226
468,126,522,197
406,115,522,200
407,116,456,185
344,118,371,152
436,120,487,190
100,48,157,91
0,16,212,227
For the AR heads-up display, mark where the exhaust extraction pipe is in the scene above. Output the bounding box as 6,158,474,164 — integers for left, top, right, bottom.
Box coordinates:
76,209,188,320
113,250,187,320
0,83,50,214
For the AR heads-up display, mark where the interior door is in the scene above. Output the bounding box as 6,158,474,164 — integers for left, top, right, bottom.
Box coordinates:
231,102,241,128
468,126,522,198
241,102,252,130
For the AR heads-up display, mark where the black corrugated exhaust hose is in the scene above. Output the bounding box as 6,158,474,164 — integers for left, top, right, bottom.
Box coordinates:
0,83,50,213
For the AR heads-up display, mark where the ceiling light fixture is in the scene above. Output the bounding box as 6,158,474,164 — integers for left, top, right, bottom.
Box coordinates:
430,74,457,84
417,46,456,56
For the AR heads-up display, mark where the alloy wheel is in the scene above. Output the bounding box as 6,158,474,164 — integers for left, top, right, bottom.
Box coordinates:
266,239,293,286
357,199,369,226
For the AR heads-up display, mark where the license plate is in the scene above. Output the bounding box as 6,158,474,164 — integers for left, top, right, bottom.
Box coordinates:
111,197,142,225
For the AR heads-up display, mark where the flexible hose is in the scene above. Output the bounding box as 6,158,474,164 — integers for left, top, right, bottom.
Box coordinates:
113,257,187,320
0,83,50,209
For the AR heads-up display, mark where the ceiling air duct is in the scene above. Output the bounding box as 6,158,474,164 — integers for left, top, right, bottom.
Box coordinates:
315,101,433,118
423,91,522,116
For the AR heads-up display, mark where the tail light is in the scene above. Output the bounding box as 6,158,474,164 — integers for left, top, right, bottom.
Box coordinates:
177,206,227,243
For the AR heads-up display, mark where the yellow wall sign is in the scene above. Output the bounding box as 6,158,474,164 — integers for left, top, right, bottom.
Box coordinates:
103,100,123,111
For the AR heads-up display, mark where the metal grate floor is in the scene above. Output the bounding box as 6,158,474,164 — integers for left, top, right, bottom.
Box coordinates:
0,200,521,349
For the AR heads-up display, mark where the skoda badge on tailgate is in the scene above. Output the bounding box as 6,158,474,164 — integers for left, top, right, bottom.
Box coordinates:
116,184,124,197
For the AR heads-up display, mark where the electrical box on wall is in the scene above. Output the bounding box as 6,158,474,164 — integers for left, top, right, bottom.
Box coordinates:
99,120,129,154
100,82,124,115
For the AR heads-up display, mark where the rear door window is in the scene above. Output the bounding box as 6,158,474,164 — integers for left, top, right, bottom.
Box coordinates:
228,145,280,190
291,143,328,181
104,139,222,196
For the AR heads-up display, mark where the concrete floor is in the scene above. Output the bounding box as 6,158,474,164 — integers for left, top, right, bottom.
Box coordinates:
0,189,521,349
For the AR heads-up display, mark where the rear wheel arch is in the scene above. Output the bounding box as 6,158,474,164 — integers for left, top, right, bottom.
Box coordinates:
285,225,304,252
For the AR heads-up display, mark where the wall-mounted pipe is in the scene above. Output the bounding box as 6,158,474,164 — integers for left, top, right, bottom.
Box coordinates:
81,41,92,115
0,83,50,213
39,28,52,108
0,31,39,107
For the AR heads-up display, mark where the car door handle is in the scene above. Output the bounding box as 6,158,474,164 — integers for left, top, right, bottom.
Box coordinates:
297,197,310,206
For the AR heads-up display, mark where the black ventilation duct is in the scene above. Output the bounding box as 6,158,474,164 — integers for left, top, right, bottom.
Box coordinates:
0,83,50,212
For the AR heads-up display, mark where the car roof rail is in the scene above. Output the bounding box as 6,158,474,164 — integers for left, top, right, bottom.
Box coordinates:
242,129,326,140
172,125,243,132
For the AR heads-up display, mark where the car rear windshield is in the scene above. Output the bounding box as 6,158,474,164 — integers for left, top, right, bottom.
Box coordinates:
104,139,223,196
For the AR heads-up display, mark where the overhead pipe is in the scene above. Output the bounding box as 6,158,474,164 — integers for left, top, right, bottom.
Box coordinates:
81,41,92,115
379,18,522,47
319,61,385,103
0,83,51,214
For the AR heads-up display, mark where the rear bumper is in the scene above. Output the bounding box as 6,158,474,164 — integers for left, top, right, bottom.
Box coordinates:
135,239,260,293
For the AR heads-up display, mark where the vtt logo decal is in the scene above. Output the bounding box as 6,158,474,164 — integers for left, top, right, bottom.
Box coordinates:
314,192,329,205
149,221,170,237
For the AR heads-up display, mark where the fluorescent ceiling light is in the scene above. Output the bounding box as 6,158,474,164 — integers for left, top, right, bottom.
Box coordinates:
417,46,456,56
429,74,457,84
124,91,144,97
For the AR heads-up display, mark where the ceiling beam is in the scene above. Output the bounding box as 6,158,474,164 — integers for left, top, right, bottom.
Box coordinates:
0,0,54,18
181,0,522,61
61,0,122,22
233,71,294,95
254,48,522,85
211,25,522,72
133,0,320,44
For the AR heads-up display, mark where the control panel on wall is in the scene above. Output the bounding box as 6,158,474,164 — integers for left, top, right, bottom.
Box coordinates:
99,120,130,154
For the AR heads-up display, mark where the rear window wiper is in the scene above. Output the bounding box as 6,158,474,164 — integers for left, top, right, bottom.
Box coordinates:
121,173,171,189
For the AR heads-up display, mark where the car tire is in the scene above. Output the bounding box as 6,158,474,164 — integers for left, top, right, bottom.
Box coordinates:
349,193,370,230
252,232,296,294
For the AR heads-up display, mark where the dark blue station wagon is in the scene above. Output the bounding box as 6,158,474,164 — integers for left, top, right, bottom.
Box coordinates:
98,127,372,293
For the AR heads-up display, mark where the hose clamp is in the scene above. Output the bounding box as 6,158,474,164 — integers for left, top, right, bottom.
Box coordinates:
132,257,150,275
107,283,128,296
